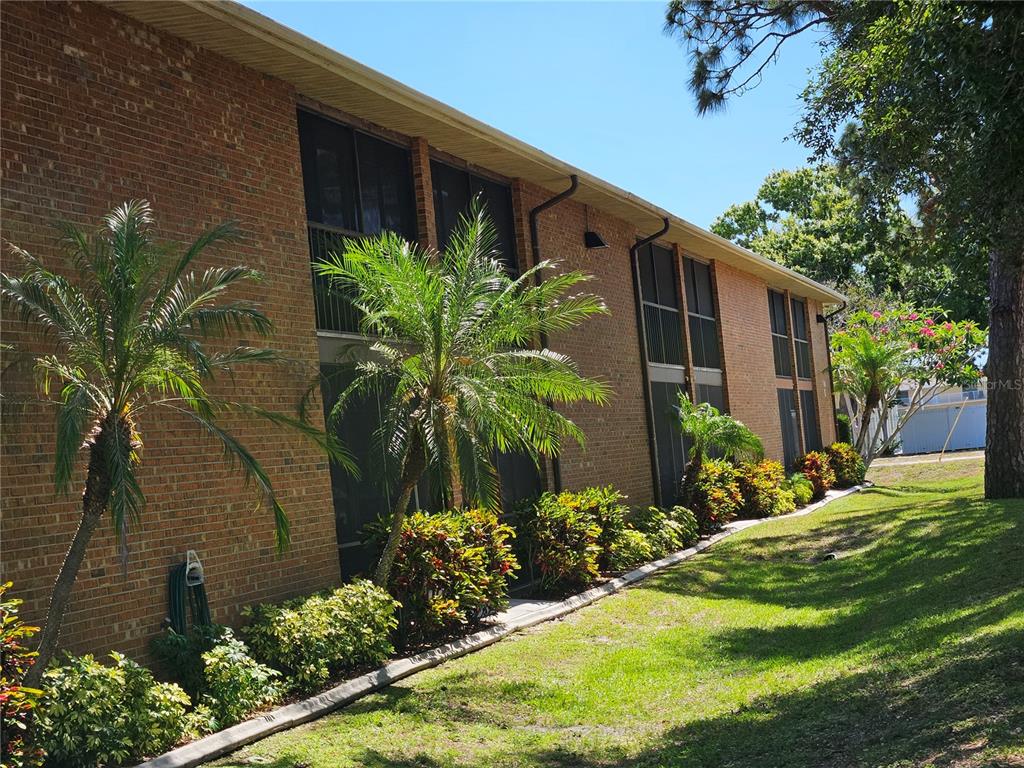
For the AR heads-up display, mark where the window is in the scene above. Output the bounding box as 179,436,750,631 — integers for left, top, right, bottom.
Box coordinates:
299,110,416,238
431,160,518,274
791,298,812,379
651,381,688,505
637,243,684,366
800,389,821,451
768,290,792,378
696,382,726,413
777,388,800,469
684,258,721,369
298,110,416,333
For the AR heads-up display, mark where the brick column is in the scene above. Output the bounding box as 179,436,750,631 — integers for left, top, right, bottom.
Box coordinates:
410,137,438,250
674,245,698,402
783,289,806,454
708,261,731,413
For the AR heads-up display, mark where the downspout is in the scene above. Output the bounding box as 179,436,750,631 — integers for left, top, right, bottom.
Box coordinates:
528,175,579,492
817,301,847,441
629,217,672,507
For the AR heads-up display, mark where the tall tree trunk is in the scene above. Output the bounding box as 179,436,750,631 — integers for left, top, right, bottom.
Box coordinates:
24,428,114,688
984,243,1024,498
373,440,426,587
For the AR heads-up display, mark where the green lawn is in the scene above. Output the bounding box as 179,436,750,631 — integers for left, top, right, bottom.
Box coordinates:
218,459,1023,767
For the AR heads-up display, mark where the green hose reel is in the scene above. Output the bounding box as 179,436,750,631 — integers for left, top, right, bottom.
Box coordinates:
168,550,211,634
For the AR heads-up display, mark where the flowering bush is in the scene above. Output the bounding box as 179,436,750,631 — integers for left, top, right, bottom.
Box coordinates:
388,508,519,644
518,491,602,593
243,580,398,692
831,305,985,465
689,459,745,532
196,631,280,731
795,451,836,499
626,506,699,557
1,583,43,768
36,652,190,768
738,460,797,518
825,442,866,487
784,472,815,506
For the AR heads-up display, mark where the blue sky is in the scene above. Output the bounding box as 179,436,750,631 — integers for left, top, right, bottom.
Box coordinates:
241,1,825,228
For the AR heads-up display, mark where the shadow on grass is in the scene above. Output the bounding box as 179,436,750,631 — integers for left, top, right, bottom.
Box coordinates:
234,470,1024,768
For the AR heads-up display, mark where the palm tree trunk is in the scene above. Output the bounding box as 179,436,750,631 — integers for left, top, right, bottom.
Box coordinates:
680,451,705,509
24,433,112,688
373,440,426,587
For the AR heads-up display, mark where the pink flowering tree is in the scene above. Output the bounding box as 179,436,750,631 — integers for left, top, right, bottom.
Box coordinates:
831,306,986,466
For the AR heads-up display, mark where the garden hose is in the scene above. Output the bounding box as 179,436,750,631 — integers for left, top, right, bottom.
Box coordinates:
167,561,211,634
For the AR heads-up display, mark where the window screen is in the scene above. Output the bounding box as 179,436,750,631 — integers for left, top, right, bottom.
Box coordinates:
651,381,687,505
684,258,721,370
800,389,821,451
791,298,812,379
638,243,684,366
769,290,792,378
432,160,518,274
778,388,800,469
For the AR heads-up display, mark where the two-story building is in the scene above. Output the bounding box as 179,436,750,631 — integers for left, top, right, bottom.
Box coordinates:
0,0,843,659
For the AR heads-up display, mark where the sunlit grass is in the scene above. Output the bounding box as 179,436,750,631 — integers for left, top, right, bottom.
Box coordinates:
217,460,1023,768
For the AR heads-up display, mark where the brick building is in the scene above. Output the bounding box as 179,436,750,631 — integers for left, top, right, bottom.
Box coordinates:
0,0,843,659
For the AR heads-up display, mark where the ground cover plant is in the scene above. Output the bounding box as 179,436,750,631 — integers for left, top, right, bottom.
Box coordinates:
215,458,1023,768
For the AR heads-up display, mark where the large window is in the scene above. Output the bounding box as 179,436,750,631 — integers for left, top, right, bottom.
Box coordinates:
637,243,684,366
431,160,518,274
768,290,792,378
684,258,721,370
791,297,812,379
298,109,416,333
800,389,821,451
777,388,800,469
651,381,688,505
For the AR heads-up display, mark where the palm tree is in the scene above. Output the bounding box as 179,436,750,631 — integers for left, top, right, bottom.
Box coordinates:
316,204,610,586
2,201,348,686
676,392,763,504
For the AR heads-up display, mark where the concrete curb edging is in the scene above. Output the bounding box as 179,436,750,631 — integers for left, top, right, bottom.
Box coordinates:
136,483,867,768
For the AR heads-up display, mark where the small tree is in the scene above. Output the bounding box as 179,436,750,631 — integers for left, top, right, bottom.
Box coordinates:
316,206,609,587
1,201,348,686
676,393,763,506
831,305,986,467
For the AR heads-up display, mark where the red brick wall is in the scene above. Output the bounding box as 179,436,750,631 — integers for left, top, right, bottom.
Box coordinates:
0,1,338,660
713,262,786,461
515,182,656,506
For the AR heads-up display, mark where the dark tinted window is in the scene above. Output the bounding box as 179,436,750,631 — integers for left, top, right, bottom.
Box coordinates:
433,160,518,273
778,388,800,469
685,258,716,318
791,298,812,379
696,383,726,413
298,110,415,238
769,290,792,378
652,381,687,504
800,389,821,451
684,258,721,369
638,244,683,366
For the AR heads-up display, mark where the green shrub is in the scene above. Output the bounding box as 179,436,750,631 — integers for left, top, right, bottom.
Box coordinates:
243,580,398,693
605,528,654,572
825,442,866,487
389,508,519,644
151,623,228,699
836,412,853,444
784,472,815,506
1,582,43,768
519,491,602,592
795,451,836,499
195,631,280,731
626,506,699,557
690,459,744,533
36,652,190,768
574,487,632,571
738,460,797,518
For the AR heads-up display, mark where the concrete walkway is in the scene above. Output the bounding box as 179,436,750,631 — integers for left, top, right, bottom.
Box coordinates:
871,450,984,467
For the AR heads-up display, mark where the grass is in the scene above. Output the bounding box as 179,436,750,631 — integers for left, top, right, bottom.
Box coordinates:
218,459,1023,767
